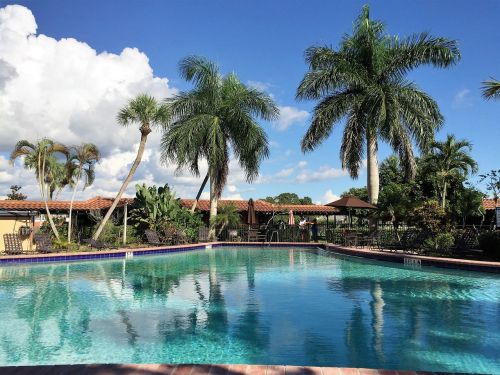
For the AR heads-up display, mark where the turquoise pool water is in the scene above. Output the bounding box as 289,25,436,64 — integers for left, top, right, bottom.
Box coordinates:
0,247,499,373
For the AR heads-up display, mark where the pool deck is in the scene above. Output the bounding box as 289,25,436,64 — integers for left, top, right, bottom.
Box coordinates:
0,364,482,375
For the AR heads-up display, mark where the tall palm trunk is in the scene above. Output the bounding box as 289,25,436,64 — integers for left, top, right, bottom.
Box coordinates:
67,176,80,243
208,178,218,240
93,130,149,240
441,181,447,209
40,153,60,240
191,172,209,213
366,134,379,205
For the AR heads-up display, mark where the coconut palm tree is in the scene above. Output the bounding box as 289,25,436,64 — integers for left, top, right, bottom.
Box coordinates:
296,5,460,204
161,56,278,238
10,139,69,239
425,134,478,209
66,143,101,243
482,78,500,100
93,95,170,240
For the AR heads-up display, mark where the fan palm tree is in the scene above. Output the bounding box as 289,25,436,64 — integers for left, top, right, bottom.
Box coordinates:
296,5,460,204
67,143,101,242
93,95,170,240
161,56,278,238
10,139,69,239
425,134,478,209
482,78,500,100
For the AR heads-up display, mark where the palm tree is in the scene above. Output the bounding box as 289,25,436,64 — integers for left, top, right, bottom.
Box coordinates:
10,139,69,239
67,143,101,243
161,56,278,238
93,94,170,240
212,204,241,237
296,5,460,204
482,78,500,100
425,134,478,209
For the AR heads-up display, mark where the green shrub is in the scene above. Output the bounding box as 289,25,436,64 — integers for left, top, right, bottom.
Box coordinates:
423,232,455,255
478,232,500,260
96,221,121,245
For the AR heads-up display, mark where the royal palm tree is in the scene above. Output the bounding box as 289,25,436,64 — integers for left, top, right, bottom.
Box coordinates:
296,5,460,204
10,139,69,239
67,143,101,242
93,95,170,240
161,56,278,238
482,78,500,100
425,134,478,209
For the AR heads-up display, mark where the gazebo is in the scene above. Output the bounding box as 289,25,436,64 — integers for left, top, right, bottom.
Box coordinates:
326,196,377,227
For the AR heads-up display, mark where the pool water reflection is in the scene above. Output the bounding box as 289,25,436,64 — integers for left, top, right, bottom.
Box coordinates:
0,247,499,373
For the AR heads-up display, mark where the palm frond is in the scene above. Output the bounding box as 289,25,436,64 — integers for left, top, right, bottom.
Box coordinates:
482,78,500,100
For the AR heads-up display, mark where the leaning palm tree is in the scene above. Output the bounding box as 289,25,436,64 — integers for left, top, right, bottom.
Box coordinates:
93,95,170,240
425,134,478,209
482,78,500,100
161,56,278,239
67,143,101,242
10,139,69,239
296,5,460,204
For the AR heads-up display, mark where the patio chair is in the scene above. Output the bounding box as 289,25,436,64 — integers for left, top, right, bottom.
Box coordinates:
145,229,168,246
3,233,23,255
198,227,209,242
164,227,189,245
34,233,55,253
248,228,266,242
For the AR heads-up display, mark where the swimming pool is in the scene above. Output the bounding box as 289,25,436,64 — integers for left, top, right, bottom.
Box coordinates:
0,246,498,373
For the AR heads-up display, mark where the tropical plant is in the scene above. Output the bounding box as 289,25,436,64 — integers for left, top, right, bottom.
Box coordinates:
411,199,447,234
482,78,500,100
450,186,485,227
6,185,27,200
129,183,203,241
296,5,460,204
66,143,100,242
93,94,170,240
130,183,184,231
10,138,69,239
424,135,478,209
211,204,241,236
161,56,278,238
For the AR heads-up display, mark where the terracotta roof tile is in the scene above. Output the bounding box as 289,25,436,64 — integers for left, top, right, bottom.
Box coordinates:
483,198,500,210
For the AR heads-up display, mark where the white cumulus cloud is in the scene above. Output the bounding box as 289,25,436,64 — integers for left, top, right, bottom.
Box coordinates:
274,106,309,131
296,165,348,183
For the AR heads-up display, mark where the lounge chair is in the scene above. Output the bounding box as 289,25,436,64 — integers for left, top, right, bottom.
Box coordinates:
145,229,168,246
34,233,55,253
82,238,116,250
3,233,23,255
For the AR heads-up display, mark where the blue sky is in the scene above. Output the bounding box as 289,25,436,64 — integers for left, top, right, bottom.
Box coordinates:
0,0,499,202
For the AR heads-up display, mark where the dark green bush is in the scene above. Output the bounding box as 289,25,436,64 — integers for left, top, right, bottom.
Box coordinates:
478,231,500,260
423,232,455,255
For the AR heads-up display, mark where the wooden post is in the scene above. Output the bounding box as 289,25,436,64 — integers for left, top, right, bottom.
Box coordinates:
123,203,128,245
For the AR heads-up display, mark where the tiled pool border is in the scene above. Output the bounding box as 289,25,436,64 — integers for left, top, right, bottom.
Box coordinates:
0,241,499,273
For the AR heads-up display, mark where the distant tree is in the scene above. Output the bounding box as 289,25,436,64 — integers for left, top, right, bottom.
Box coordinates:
296,5,460,205
479,169,500,200
264,193,313,205
482,78,500,100
93,94,170,241
341,187,369,202
6,185,27,200
424,135,478,209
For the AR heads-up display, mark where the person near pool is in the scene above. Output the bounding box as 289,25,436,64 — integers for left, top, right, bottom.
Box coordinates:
310,218,318,242
299,216,308,241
